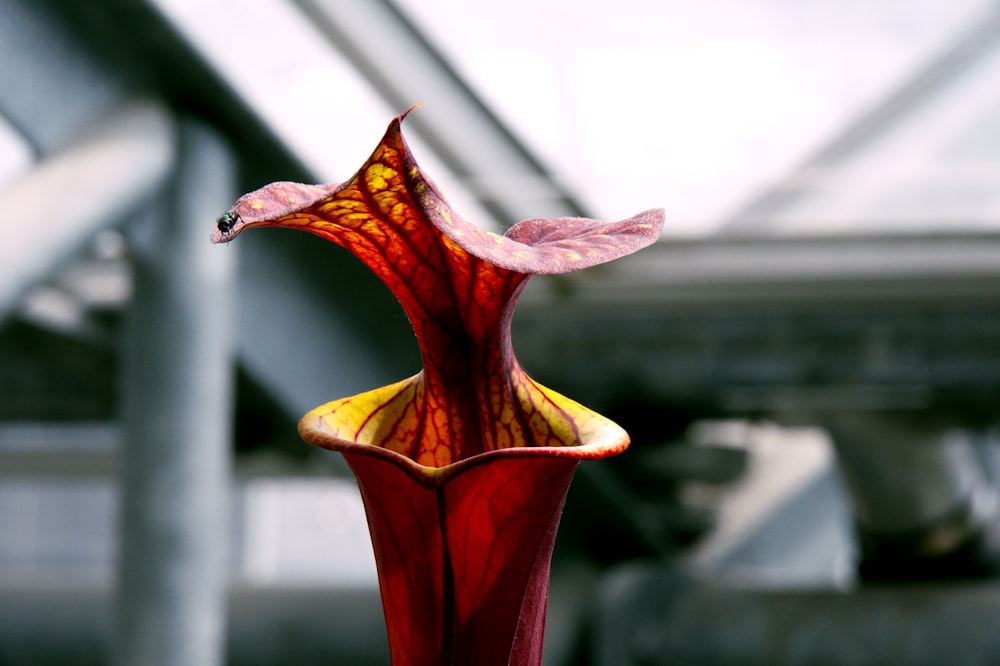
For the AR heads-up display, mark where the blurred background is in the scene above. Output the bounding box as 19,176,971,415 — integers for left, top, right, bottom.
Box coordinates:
4,0,1000,664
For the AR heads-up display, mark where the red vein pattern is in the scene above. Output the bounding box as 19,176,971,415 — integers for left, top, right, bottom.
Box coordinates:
212,109,663,666
213,110,662,468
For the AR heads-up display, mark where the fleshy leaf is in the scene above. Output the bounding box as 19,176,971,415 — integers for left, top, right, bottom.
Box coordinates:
343,451,578,666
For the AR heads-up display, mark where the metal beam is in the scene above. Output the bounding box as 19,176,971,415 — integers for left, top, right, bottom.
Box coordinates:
0,0,124,154
291,0,588,225
116,117,236,666
825,415,1000,581
0,100,175,323
723,4,1000,233
519,231,1000,309
512,233,1000,414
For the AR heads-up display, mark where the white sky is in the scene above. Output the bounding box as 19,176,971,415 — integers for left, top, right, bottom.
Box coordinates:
42,0,995,236
395,0,991,231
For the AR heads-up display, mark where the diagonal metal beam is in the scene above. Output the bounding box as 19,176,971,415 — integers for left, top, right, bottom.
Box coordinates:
0,100,175,324
722,4,1000,232
292,0,589,225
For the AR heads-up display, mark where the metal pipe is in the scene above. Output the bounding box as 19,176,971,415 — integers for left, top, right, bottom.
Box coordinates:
117,117,236,666
827,416,986,534
0,100,175,322
825,415,1000,579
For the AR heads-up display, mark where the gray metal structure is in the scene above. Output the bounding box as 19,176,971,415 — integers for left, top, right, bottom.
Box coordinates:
116,117,235,666
291,0,589,224
4,1,1000,665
